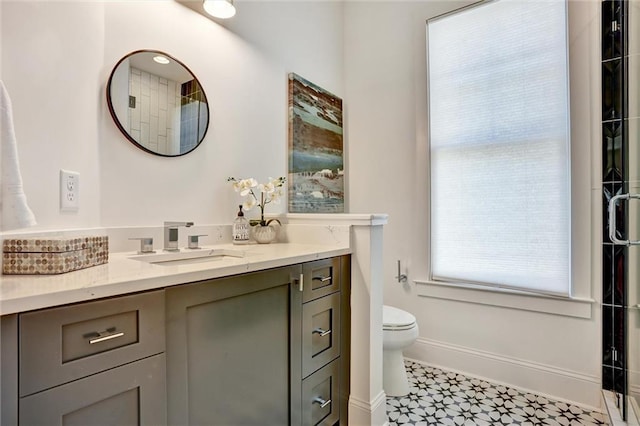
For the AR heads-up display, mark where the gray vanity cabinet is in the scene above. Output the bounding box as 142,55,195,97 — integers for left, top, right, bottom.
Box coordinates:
166,265,303,425
0,290,167,425
0,255,351,426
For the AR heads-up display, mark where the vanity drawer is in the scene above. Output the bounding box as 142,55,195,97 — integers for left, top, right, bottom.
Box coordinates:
302,292,341,378
302,358,340,426
302,258,340,303
19,290,165,397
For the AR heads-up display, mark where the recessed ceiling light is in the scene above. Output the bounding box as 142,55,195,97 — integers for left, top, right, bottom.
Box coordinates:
153,55,170,65
203,0,236,19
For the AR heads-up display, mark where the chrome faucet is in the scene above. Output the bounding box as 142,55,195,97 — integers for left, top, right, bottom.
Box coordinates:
163,221,194,252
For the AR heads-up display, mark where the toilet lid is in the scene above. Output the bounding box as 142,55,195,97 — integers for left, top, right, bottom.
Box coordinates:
383,305,416,330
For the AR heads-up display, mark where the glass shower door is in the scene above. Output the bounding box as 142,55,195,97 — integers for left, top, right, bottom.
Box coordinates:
626,1,640,420
605,1,640,419
603,0,640,420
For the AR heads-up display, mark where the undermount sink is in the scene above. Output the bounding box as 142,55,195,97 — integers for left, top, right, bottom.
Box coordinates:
128,248,246,266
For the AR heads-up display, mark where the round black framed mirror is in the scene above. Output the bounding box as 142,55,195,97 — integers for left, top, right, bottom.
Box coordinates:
106,50,210,157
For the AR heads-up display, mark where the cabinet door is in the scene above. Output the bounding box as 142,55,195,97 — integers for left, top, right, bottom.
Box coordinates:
302,258,340,303
166,266,301,426
19,353,166,426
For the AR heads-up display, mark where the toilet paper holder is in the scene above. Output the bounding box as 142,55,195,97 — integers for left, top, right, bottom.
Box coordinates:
396,260,407,283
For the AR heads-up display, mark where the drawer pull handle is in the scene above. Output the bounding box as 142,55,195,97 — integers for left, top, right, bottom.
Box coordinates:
313,276,332,283
313,397,331,408
88,330,125,345
313,327,332,337
299,273,304,292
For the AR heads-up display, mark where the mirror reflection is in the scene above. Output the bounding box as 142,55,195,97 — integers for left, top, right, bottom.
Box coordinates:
107,50,209,156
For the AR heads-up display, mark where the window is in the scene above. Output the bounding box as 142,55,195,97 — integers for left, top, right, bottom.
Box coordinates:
427,0,571,296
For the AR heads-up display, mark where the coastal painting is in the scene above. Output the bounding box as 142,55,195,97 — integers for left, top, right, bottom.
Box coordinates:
288,73,344,213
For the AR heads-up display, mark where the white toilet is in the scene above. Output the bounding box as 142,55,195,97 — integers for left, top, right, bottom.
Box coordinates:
383,305,419,397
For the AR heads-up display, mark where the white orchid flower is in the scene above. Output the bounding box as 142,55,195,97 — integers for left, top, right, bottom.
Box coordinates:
243,197,257,211
239,178,257,196
271,189,283,204
263,182,275,194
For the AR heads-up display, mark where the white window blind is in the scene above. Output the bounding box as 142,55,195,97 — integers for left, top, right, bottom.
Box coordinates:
428,0,571,296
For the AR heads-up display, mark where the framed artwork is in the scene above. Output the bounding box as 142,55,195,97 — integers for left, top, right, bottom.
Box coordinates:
288,73,344,213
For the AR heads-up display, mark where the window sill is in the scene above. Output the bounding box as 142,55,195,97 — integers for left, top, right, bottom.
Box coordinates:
415,279,595,319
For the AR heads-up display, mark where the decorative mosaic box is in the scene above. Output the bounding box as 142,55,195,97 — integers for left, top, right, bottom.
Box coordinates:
2,236,109,275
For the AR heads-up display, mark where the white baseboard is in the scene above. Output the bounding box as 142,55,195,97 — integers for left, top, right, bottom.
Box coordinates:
405,337,602,410
349,390,388,426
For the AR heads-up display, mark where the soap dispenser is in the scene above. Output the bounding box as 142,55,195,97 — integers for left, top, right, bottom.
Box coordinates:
232,205,250,244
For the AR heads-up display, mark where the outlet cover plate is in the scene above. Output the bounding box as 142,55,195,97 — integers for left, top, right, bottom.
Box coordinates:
60,169,79,211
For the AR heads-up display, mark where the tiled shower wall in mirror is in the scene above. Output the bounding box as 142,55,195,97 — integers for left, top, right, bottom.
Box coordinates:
129,67,183,154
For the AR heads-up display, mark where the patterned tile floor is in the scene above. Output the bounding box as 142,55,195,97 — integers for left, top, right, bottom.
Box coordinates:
387,360,609,425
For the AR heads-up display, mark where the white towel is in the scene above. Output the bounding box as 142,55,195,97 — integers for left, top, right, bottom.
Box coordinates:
0,80,36,231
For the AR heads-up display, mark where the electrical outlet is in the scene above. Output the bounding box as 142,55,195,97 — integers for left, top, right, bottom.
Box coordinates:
60,170,79,211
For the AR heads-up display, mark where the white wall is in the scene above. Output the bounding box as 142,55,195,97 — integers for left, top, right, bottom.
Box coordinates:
0,0,3,81
344,0,603,408
2,1,105,231
0,0,344,230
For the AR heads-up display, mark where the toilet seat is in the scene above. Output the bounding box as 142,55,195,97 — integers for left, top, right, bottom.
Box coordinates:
383,305,417,331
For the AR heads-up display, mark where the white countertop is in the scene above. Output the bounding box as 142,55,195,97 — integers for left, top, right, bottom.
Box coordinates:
0,243,351,315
